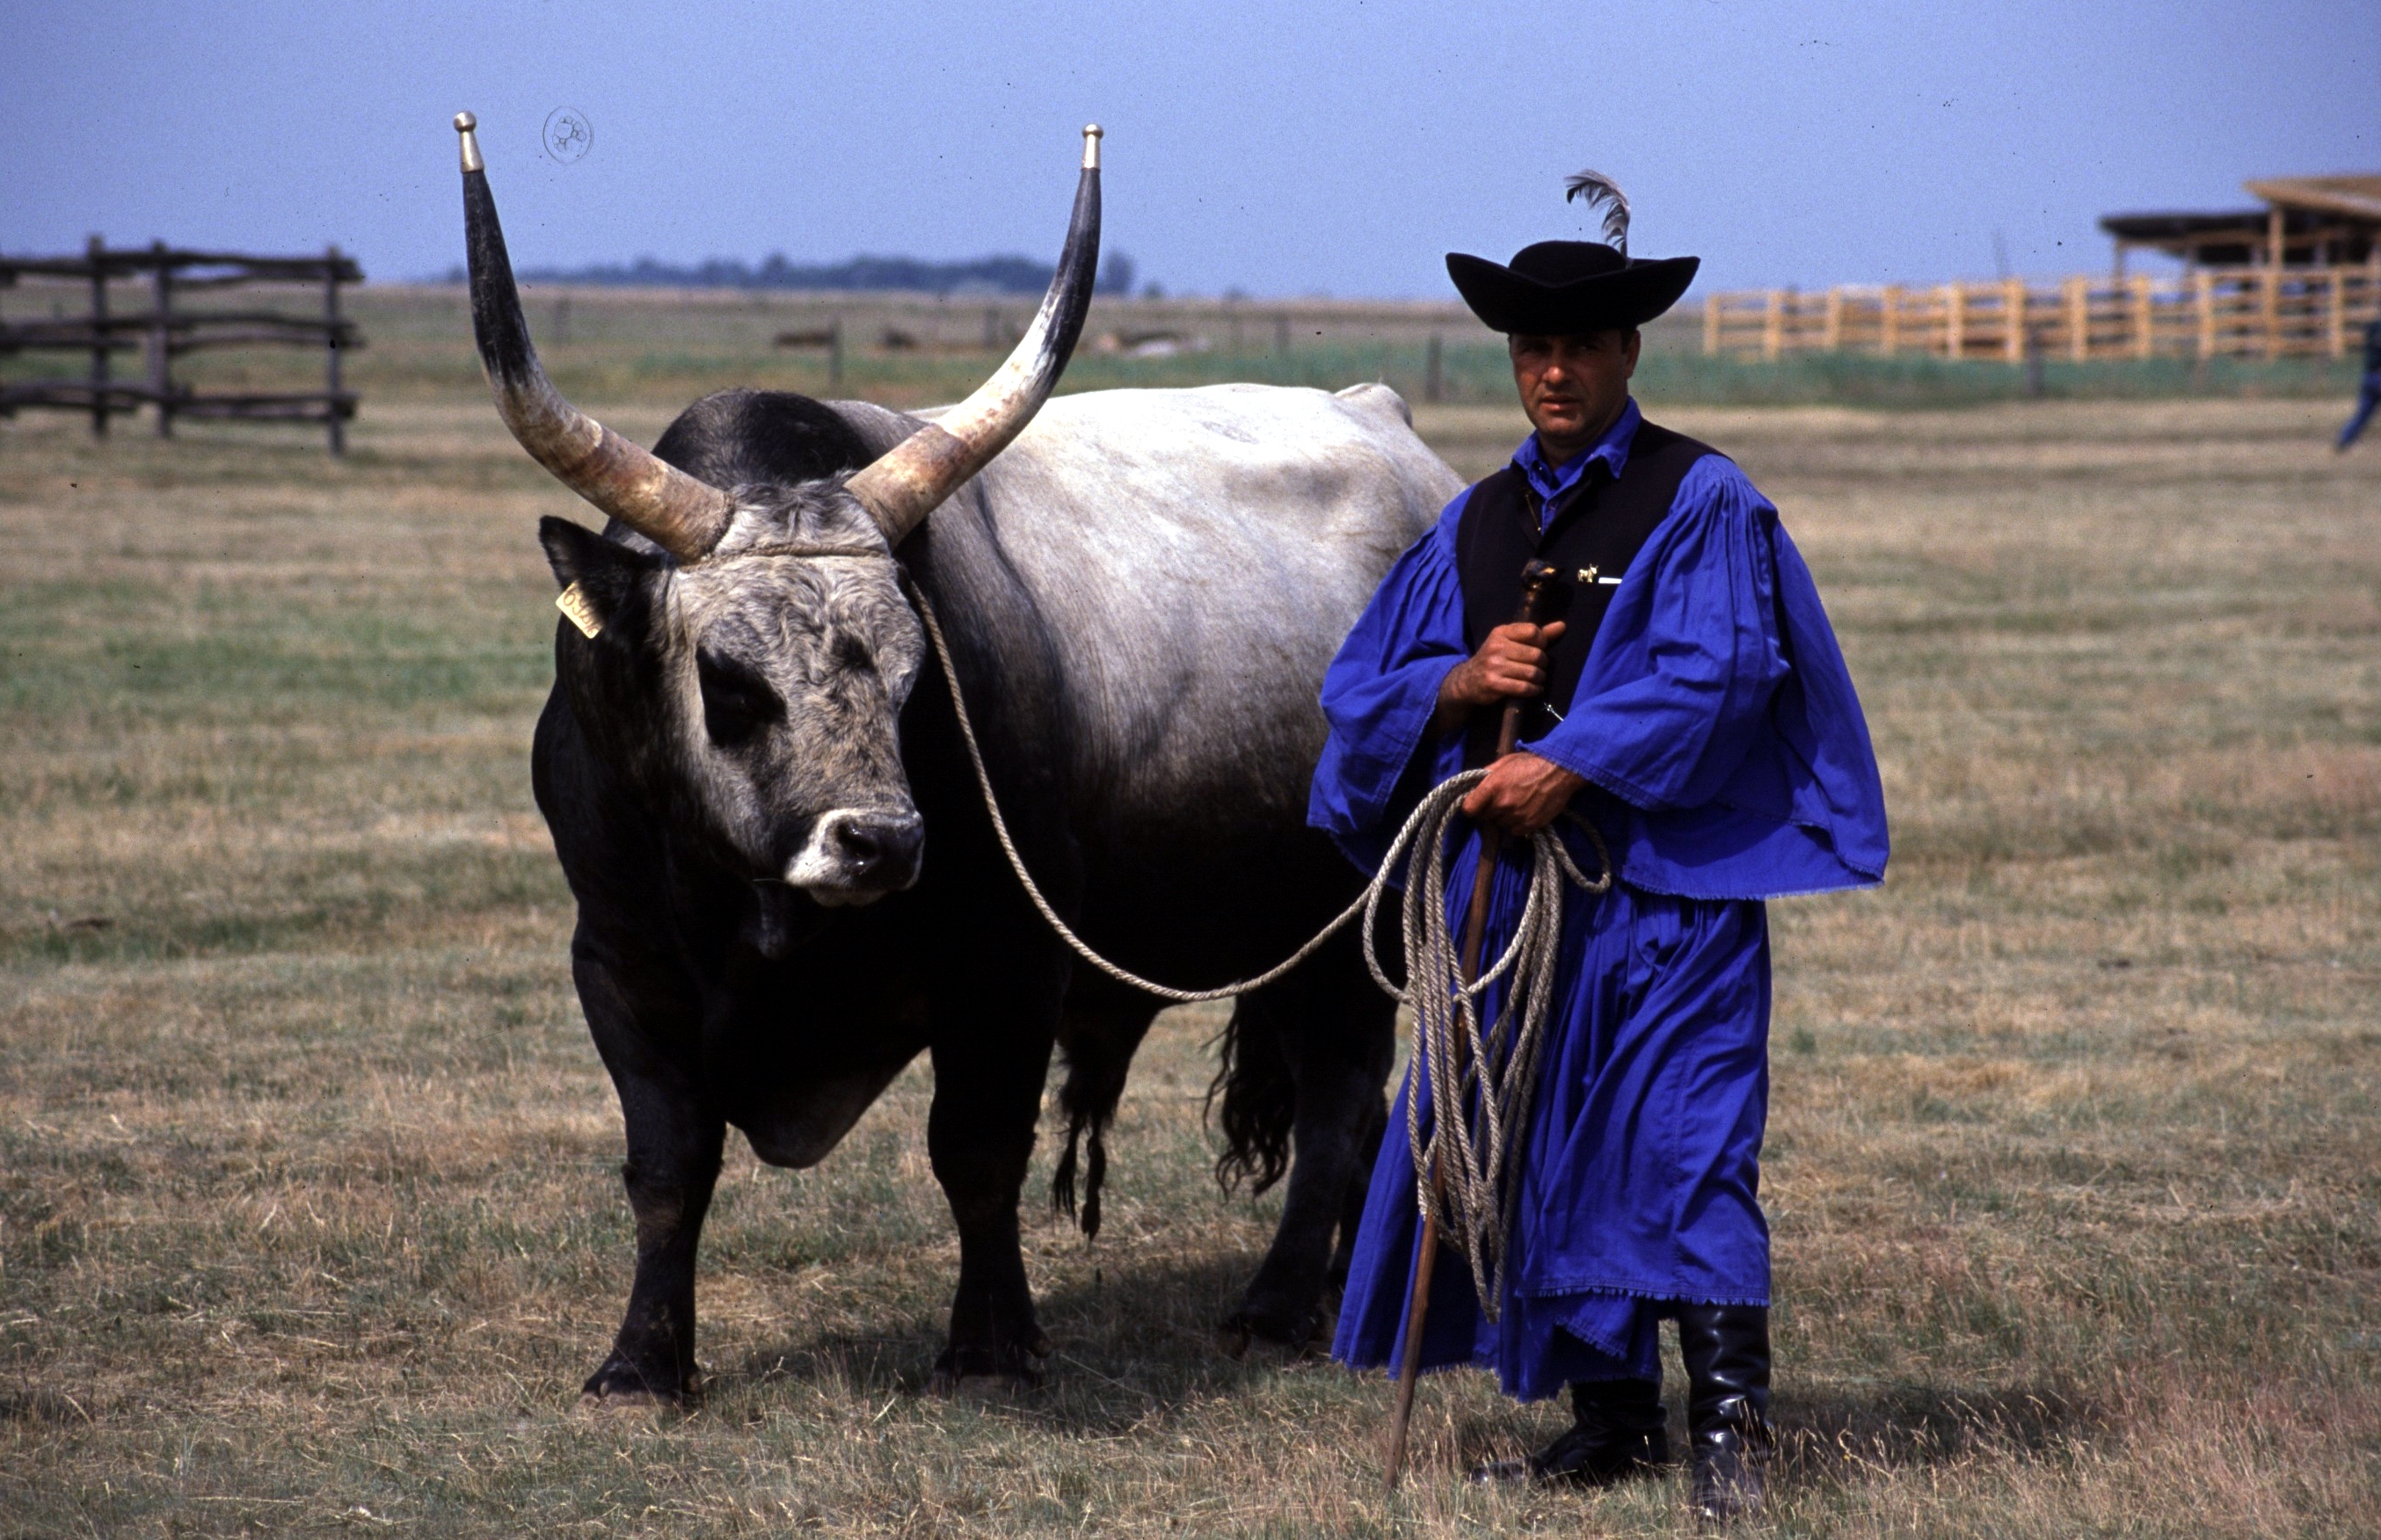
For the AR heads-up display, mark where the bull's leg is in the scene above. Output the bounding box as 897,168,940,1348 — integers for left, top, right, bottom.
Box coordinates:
1221,934,1397,1350
574,940,724,1404
925,1011,1058,1391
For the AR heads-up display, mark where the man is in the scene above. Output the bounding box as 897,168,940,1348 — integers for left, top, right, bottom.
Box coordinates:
2337,316,2381,452
1314,218,1889,1521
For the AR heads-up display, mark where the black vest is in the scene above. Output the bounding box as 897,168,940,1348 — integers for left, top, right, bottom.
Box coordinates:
1456,419,1715,767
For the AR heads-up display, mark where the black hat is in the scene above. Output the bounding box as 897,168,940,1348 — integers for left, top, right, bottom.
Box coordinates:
1445,241,1700,336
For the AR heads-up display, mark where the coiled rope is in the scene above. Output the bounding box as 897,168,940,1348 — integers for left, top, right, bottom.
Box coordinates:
1387,790,1610,1318
910,585,1610,1294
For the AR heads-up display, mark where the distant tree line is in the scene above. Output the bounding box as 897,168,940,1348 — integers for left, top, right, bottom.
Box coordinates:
443,251,1140,297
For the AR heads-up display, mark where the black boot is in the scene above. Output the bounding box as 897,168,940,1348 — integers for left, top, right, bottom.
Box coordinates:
1676,1304,1775,1522
1469,1377,1670,1486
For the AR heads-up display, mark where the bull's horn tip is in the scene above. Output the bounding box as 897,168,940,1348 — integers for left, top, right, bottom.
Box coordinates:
455,112,484,174
1081,123,1103,170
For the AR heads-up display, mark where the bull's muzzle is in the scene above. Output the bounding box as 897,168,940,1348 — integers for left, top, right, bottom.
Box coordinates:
785,808,925,904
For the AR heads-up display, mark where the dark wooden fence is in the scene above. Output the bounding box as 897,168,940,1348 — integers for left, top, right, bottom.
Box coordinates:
0,239,363,454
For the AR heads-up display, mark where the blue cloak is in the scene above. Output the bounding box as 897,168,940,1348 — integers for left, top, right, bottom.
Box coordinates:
1313,403,1887,1398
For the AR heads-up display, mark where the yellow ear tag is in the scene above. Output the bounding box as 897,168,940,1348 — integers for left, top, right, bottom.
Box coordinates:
556,581,604,639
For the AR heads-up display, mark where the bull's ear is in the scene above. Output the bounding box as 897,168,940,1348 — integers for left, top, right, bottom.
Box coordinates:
538,517,654,639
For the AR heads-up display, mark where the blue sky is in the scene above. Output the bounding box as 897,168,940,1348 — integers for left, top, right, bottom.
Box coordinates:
4,0,2373,296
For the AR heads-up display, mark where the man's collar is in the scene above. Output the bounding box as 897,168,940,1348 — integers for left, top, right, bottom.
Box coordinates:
1513,396,1642,504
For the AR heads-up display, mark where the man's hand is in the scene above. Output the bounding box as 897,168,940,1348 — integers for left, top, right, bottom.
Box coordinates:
1431,620,1568,735
1462,752,1584,836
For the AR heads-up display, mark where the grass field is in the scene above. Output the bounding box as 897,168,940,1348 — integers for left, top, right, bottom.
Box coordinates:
4,354,2379,1535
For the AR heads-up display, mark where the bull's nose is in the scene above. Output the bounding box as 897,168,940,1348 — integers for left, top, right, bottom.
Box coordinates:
831,811,921,877
787,808,924,901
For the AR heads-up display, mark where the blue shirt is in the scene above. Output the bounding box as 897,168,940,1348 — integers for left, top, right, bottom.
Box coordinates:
1307,400,1889,901
1515,396,1640,524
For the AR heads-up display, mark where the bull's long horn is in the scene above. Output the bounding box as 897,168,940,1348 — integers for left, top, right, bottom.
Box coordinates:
843,125,1103,542
453,112,735,563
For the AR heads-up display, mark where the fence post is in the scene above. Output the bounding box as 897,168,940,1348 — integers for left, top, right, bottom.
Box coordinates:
1943,283,1963,359
1880,285,1902,355
1703,295,1720,356
2195,270,2215,360
2262,209,2285,361
1822,288,1844,352
149,240,172,439
1762,290,1783,361
87,234,109,437
323,244,346,455
1424,333,1443,403
2262,262,2283,361
2130,275,2154,359
2003,277,2026,364
2064,274,2089,361
2326,268,2345,358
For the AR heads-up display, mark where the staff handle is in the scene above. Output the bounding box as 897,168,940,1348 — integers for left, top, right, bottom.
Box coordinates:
1383,558,1566,1491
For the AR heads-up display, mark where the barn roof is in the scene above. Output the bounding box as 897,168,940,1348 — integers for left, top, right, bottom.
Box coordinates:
2099,210,2293,242
2242,174,2381,222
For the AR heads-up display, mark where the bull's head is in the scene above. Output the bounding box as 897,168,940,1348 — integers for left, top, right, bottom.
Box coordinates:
454,113,1100,911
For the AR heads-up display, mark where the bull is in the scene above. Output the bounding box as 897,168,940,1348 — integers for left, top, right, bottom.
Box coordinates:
453,115,1461,1398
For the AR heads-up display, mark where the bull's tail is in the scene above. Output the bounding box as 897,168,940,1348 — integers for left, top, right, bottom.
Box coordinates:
1050,1024,1138,1239
1208,993,1295,1197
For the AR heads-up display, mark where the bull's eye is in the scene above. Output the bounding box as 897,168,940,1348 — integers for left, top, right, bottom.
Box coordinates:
695,650,783,747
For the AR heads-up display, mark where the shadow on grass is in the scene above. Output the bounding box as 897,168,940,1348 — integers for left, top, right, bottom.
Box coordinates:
719,1328,944,1400
710,1251,1311,1427
0,1385,97,1426
1780,1380,2110,1474
1417,1380,2112,1500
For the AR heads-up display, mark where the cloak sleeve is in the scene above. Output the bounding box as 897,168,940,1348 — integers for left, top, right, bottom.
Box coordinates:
1307,490,1473,873
1525,454,1889,898
1523,458,1789,812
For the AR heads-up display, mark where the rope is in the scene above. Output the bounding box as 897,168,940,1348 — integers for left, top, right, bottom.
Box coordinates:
908,584,1609,1298
911,585,1373,1004
1387,794,1609,1319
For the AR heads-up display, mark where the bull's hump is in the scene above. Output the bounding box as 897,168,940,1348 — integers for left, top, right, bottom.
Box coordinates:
933,383,1445,806
1017,386,1441,495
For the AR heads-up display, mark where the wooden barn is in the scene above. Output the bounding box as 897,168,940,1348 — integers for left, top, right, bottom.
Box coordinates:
2101,175,2381,276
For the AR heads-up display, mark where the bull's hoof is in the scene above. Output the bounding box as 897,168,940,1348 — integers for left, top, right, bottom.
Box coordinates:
1220,1302,1327,1359
927,1336,1051,1396
580,1355,697,1406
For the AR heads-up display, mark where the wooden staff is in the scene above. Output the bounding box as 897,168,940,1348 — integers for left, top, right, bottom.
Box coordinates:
1383,556,1566,1492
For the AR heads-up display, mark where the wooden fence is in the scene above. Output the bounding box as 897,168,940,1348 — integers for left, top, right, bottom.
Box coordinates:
1704,266,2381,362
0,240,363,453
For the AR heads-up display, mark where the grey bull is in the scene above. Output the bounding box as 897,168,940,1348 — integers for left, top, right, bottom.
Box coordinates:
455,115,1460,1397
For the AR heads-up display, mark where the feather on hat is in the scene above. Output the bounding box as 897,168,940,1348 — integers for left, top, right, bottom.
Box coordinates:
1446,170,1697,335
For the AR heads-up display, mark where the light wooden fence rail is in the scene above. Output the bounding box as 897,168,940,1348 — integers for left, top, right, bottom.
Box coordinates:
1704,269,2381,362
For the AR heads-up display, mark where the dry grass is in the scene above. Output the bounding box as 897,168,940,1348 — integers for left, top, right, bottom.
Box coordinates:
3,380,2377,1536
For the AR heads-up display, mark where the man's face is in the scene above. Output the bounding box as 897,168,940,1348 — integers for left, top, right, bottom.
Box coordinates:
1509,329,1641,459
